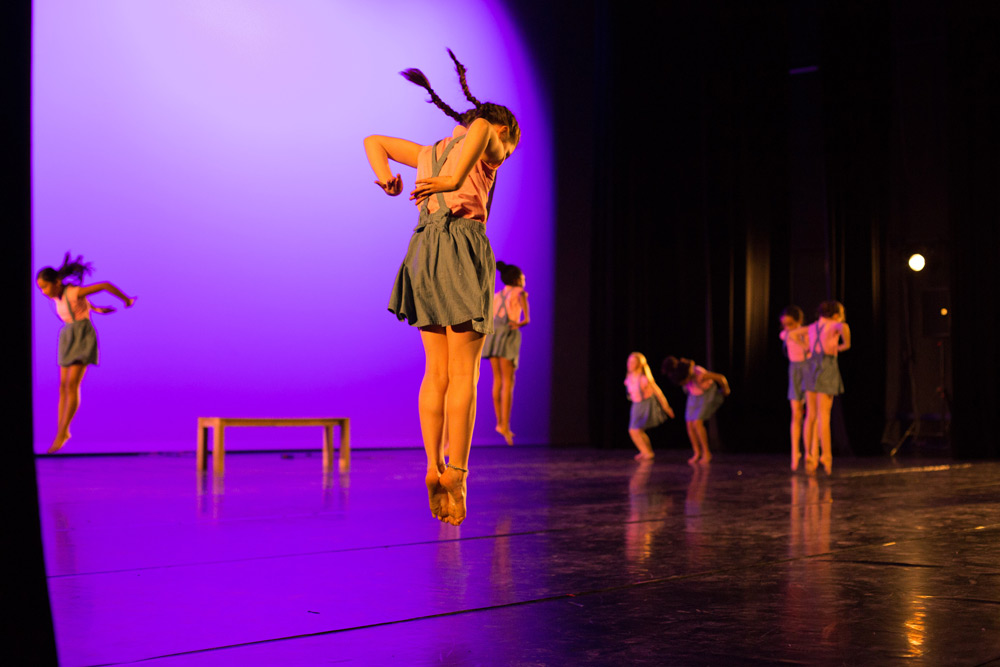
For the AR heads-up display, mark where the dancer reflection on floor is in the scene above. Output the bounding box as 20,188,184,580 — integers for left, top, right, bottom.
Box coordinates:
481,261,530,445
625,352,674,461
780,305,811,471
663,356,730,464
802,301,851,475
36,253,136,453
365,50,519,525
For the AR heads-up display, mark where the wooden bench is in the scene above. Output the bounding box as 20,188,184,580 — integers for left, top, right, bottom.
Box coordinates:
196,417,350,474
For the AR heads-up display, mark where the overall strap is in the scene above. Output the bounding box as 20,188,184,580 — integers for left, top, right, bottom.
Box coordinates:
423,135,464,214
812,322,824,355
496,288,509,319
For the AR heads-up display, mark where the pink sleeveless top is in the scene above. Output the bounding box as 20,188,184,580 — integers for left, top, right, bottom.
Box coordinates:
55,285,91,323
685,365,713,396
416,126,500,223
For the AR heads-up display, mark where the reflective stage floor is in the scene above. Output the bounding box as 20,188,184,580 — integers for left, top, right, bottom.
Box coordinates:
36,448,1000,665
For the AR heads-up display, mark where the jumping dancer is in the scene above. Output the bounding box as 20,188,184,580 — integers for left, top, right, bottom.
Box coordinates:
36,252,135,453
364,50,519,525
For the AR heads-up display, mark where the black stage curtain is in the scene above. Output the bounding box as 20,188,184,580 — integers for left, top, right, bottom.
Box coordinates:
949,4,1000,459
588,1,790,451
3,1,59,662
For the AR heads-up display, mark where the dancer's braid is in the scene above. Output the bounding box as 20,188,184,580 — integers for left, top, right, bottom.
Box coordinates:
400,68,464,124
447,49,482,109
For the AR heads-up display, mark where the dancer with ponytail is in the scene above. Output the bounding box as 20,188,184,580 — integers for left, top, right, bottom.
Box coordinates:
364,50,520,526
482,261,530,445
36,253,136,453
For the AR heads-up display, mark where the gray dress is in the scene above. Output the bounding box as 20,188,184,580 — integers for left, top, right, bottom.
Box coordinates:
481,289,522,367
805,321,844,395
388,135,495,335
57,290,99,367
629,396,668,431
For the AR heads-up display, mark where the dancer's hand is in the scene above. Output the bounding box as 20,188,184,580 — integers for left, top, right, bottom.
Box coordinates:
376,174,403,196
92,305,116,314
410,175,459,202
665,404,675,419
124,296,138,308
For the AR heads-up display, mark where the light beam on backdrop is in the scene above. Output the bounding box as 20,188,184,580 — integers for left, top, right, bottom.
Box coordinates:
32,0,552,453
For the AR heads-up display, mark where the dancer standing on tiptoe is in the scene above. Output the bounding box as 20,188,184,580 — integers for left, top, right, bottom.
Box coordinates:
780,305,812,471
36,252,136,453
803,300,851,475
364,50,519,526
481,261,530,445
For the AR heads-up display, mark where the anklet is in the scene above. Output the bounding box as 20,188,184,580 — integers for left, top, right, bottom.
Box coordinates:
446,464,468,473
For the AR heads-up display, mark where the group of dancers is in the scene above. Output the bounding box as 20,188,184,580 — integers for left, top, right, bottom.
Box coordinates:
624,301,850,474
37,50,526,528
36,50,851,533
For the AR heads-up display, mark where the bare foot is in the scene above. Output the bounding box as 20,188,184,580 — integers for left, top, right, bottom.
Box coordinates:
49,431,71,454
634,452,655,461
425,466,449,521
439,466,468,526
791,454,801,471
687,453,701,465
699,452,712,464
805,457,818,475
820,457,833,475
501,428,514,446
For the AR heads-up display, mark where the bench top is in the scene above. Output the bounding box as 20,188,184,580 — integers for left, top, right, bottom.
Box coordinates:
199,417,349,427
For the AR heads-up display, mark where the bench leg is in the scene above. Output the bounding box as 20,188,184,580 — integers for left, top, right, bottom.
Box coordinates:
322,425,334,470
197,423,208,472
213,425,226,475
339,420,351,472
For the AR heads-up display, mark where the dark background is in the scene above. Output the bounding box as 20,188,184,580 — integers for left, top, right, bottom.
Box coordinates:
7,0,1000,659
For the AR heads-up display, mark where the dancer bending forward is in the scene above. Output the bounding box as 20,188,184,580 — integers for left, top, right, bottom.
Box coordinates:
625,352,674,460
663,356,730,464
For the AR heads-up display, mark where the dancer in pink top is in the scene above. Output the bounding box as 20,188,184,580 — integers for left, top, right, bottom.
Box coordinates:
779,305,811,471
36,253,136,453
482,261,530,445
364,50,519,526
663,356,731,464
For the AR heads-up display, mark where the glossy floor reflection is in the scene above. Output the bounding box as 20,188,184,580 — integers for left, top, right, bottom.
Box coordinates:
37,448,1000,665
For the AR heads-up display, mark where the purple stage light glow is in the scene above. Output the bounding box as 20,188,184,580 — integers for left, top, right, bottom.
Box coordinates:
32,1,552,453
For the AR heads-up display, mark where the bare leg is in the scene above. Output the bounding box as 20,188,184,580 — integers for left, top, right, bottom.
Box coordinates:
691,420,712,464
51,364,86,453
628,428,654,460
419,327,450,520
489,358,503,433
789,399,805,471
438,322,486,526
686,421,701,464
816,393,835,474
804,391,819,474
498,358,516,445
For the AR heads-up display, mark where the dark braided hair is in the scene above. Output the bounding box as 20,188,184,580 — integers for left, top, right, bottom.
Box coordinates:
36,252,93,286
400,50,520,147
447,48,482,109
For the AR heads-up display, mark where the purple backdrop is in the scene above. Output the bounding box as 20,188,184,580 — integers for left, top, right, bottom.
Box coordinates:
32,0,552,453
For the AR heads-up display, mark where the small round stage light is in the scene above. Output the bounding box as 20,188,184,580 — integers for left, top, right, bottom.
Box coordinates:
940,308,948,316
908,253,926,272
